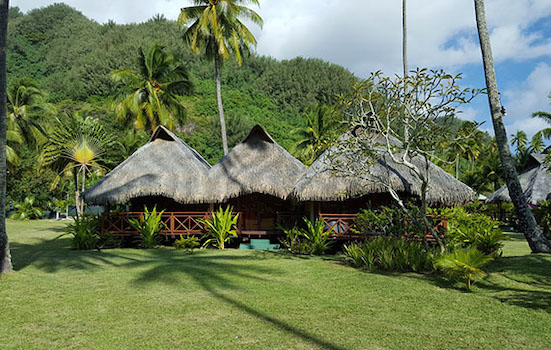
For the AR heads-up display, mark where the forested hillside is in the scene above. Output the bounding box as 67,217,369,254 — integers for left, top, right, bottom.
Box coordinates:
7,5,356,151
6,4,357,205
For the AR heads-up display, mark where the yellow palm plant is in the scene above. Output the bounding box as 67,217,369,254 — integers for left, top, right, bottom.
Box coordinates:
41,114,115,216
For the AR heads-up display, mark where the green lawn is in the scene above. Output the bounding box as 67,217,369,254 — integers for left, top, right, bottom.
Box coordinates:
1,220,550,349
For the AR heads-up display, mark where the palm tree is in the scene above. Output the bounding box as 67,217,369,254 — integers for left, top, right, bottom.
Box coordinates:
474,0,551,252
179,0,263,155
7,78,50,146
41,114,115,217
510,130,528,152
292,105,338,165
532,95,551,140
530,132,545,153
111,44,193,132
0,0,12,274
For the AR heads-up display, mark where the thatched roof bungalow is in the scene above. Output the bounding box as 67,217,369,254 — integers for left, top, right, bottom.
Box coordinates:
292,135,476,208
203,125,307,203
486,154,551,205
83,125,211,207
202,125,307,232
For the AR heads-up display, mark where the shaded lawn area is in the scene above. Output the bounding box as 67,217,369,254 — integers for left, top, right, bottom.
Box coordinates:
1,220,550,349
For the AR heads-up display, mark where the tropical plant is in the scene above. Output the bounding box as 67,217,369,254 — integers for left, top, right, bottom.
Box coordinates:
41,114,115,216
279,225,312,255
179,0,263,155
532,93,551,141
9,196,44,220
128,206,165,248
444,208,505,257
199,206,239,249
300,218,333,255
434,247,493,291
174,235,200,253
64,214,101,250
343,237,434,273
511,130,528,152
533,201,551,239
6,78,52,145
474,0,551,253
292,104,339,165
111,44,193,132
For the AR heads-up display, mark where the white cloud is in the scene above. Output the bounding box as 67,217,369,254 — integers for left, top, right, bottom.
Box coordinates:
12,0,551,78
502,62,551,138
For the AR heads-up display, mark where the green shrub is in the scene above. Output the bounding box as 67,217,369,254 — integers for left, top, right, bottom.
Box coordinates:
343,237,434,273
65,214,100,250
199,206,239,249
434,247,493,291
280,218,332,255
129,206,165,248
174,235,200,253
10,196,44,220
444,207,505,257
280,225,312,255
301,218,332,255
533,201,551,239
354,206,405,237
97,232,122,249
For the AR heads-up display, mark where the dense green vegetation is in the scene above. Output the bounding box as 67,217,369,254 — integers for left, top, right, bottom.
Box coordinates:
5,4,357,207
2,220,550,349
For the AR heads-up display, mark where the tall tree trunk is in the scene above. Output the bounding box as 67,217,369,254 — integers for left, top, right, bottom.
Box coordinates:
74,170,80,218
474,0,551,253
455,155,459,179
80,167,86,215
0,0,12,274
214,53,229,155
402,0,408,77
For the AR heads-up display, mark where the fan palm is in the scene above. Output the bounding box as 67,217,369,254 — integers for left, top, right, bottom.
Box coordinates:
111,44,193,132
179,0,263,155
292,104,338,165
41,114,115,216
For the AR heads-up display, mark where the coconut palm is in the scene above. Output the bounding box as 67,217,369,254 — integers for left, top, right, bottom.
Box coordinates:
111,44,193,132
292,104,339,165
474,0,551,252
532,96,551,140
41,114,115,216
510,130,528,152
179,0,263,155
7,78,50,146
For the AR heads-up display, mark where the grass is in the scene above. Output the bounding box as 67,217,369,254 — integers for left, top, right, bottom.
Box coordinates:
1,220,550,349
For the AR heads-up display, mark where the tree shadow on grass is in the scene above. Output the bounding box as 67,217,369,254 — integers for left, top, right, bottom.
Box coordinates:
11,236,347,350
402,254,551,313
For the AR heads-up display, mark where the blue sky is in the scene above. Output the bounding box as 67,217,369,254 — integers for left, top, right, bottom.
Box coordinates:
12,0,551,141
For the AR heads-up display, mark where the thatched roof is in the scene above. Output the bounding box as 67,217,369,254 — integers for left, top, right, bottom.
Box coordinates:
486,153,551,205
292,134,476,206
83,126,211,205
201,125,307,202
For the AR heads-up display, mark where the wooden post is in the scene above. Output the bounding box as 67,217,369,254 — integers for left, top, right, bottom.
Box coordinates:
306,201,315,223
170,212,174,236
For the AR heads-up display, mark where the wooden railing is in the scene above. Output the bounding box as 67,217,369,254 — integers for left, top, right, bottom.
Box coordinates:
319,213,448,240
319,213,357,237
101,211,212,236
